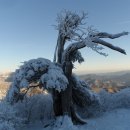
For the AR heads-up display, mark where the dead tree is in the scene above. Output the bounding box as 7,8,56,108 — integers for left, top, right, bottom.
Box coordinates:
52,11,128,124
6,11,129,125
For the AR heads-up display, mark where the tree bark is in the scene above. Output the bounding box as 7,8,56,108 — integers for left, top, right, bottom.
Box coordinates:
52,62,73,118
56,34,66,64
61,62,73,116
52,91,63,116
62,61,87,124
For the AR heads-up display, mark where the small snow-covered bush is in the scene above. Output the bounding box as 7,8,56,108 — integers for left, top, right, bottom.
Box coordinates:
6,58,68,103
99,88,130,111
14,93,54,123
0,92,54,130
0,121,15,130
0,100,25,130
78,88,130,118
96,88,130,116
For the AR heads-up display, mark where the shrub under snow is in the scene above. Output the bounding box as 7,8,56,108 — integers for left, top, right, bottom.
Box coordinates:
99,88,130,111
78,88,130,118
0,92,54,130
0,122,15,130
6,58,68,103
0,100,25,130
14,93,54,123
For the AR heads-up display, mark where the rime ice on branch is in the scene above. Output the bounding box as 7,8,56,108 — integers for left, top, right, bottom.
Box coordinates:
54,11,128,64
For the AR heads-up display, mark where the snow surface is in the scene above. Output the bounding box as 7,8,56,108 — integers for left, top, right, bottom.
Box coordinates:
17,108,130,130
1,87,130,130
83,109,130,130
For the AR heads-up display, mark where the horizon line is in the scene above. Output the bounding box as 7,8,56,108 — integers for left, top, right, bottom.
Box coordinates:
1,69,130,75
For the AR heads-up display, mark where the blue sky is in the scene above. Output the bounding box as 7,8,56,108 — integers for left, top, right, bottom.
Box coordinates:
0,0,130,74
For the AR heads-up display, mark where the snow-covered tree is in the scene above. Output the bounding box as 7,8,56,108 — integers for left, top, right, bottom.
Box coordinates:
6,11,128,126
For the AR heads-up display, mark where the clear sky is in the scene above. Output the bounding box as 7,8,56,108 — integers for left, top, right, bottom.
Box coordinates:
0,0,130,74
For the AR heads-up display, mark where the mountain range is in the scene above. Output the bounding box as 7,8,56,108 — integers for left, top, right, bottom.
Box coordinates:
0,70,130,95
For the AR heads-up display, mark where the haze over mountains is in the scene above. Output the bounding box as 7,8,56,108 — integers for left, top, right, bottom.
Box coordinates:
0,70,130,99
80,70,130,93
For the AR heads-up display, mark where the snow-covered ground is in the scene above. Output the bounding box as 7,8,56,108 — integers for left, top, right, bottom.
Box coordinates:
83,108,130,130
18,108,130,130
1,88,130,130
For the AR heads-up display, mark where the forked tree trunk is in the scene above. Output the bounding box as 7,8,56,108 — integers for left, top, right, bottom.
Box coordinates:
52,62,72,117
53,91,63,116
53,34,67,116
52,61,86,124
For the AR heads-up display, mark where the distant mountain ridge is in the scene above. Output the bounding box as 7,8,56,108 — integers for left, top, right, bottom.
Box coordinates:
0,70,130,94
1,70,130,84
80,70,130,80
79,70,130,93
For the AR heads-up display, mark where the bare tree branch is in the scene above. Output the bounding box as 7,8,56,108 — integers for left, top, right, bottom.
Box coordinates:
95,31,129,39
62,41,86,62
62,31,128,62
92,38,126,54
